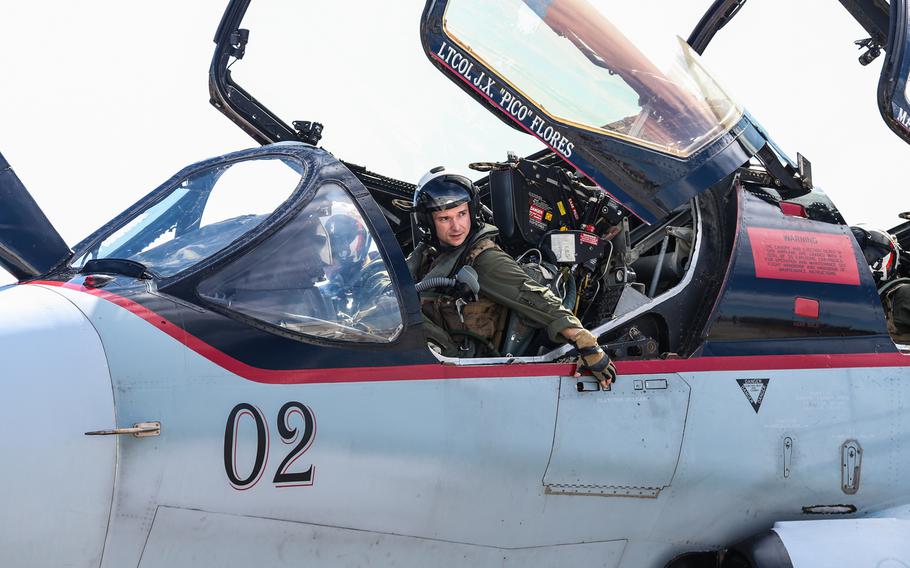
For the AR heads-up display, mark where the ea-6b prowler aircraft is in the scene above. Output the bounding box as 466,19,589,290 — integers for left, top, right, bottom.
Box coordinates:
2,0,910,566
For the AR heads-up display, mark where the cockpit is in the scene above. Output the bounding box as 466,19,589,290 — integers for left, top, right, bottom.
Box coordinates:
8,0,908,367
51,0,757,364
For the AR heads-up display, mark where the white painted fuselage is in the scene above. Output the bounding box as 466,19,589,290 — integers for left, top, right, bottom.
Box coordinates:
2,282,907,567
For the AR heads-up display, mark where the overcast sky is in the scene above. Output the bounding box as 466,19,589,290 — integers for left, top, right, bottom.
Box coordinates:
0,0,906,284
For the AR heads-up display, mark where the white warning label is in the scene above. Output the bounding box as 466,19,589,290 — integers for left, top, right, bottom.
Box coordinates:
551,233,576,263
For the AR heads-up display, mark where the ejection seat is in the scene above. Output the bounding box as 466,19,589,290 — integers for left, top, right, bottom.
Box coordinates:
486,168,574,358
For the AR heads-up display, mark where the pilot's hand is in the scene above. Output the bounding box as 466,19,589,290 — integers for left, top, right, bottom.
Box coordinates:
572,328,617,389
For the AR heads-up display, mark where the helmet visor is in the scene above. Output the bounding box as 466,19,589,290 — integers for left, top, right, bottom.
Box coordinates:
415,176,473,213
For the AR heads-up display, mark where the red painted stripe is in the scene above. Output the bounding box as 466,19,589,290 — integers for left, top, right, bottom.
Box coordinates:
28,280,910,384
30,280,575,382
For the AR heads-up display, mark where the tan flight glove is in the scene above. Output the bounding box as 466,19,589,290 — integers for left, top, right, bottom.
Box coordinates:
572,328,616,389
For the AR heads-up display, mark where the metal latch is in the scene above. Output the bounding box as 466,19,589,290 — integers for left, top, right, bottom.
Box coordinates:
633,379,667,390
85,421,161,438
783,437,792,479
841,440,862,494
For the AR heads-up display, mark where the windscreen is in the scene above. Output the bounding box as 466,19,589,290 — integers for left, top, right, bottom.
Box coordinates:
443,0,743,157
70,156,302,277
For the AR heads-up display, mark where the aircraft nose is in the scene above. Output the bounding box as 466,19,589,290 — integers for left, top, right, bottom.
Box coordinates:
0,283,116,565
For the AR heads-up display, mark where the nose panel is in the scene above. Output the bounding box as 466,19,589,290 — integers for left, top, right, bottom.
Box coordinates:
0,284,115,567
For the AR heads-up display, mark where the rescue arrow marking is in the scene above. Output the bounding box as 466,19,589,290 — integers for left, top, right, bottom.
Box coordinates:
737,378,769,413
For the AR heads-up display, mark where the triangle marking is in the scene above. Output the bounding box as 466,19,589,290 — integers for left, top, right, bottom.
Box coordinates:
737,378,769,413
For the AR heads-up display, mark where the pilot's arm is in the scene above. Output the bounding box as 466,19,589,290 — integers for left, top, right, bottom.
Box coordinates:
471,246,615,387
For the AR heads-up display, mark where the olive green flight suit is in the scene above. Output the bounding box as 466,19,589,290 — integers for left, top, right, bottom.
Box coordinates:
408,224,582,356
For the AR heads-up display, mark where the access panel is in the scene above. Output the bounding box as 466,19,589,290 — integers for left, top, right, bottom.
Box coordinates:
544,373,690,497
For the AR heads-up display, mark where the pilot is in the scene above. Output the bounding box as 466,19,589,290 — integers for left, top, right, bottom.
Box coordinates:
323,212,397,332
407,167,616,387
200,214,335,324
325,214,379,308
853,225,910,342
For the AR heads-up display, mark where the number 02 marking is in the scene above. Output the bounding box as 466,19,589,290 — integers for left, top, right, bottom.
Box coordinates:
223,403,269,490
223,402,316,490
273,402,316,486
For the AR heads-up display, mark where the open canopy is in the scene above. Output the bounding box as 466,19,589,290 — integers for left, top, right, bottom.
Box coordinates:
420,0,762,224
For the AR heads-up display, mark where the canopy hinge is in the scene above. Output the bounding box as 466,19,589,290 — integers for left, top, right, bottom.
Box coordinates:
752,144,813,197
292,120,324,146
855,37,883,66
229,28,249,59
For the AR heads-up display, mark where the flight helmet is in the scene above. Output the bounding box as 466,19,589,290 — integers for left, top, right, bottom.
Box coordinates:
325,213,371,270
852,226,900,280
413,166,482,244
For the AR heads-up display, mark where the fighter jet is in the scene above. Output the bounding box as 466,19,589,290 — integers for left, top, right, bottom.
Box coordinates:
0,0,908,566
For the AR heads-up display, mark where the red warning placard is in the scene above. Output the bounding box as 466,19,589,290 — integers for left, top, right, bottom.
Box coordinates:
579,233,600,246
747,227,860,286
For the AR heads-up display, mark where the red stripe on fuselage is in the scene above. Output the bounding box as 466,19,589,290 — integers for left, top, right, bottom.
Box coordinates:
28,280,910,384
